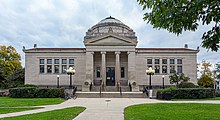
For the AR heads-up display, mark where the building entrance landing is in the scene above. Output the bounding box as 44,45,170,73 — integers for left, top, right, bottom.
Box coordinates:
106,67,115,86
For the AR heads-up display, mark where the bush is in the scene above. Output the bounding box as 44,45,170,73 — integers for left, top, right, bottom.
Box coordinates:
177,82,195,88
157,87,215,100
17,84,38,88
216,90,220,97
9,88,64,98
198,74,215,88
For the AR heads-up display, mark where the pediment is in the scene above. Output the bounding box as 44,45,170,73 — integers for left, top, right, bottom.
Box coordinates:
84,34,137,46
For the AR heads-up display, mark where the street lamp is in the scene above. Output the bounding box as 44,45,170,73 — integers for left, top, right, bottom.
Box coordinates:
162,75,165,89
67,67,76,89
57,75,60,88
146,67,155,99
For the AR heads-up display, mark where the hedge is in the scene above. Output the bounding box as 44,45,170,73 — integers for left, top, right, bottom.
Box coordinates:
157,87,215,100
9,87,65,98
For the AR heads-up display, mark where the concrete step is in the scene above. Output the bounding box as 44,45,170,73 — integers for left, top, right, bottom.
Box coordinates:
75,91,147,98
91,86,130,92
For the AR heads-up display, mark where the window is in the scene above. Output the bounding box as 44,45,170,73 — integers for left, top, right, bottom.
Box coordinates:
162,65,167,73
54,65,59,73
62,65,67,73
170,59,175,64
69,59,74,64
121,67,125,78
177,66,183,73
62,59,67,64
47,65,52,73
147,59,152,64
40,65,44,73
162,59,167,64
40,59,44,64
155,59,160,64
47,59,52,64
96,67,101,78
155,65,160,74
170,65,175,73
177,59,182,64
54,59,59,64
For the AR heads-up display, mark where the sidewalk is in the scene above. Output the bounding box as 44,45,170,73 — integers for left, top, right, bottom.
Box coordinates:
1,98,220,120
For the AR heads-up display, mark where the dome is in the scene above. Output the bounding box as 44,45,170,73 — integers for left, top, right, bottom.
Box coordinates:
85,16,136,39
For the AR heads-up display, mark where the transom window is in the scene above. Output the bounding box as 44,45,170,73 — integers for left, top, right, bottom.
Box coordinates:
162,59,167,64
170,59,175,64
40,59,44,64
54,59,59,64
147,59,152,64
155,59,160,64
62,59,67,64
69,59,74,64
47,59,52,64
177,59,182,64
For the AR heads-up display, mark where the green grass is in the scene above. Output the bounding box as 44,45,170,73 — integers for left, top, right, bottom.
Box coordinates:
1,107,86,120
124,103,220,120
0,97,64,107
172,97,220,101
0,107,41,114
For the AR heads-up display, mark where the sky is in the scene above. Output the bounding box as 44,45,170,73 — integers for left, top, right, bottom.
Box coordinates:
0,0,219,67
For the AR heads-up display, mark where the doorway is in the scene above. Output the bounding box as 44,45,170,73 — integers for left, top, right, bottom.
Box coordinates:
106,67,115,86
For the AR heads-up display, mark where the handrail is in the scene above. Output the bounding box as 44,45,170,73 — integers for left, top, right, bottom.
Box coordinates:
72,86,77,95
144,86,148,96
129,82,132,92
100,82,103,98
119,83,122,96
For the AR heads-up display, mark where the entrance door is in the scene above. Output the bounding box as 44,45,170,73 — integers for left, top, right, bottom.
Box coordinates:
106,67,115,86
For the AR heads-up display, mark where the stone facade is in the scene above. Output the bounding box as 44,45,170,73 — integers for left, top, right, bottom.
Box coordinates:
23,16,199,91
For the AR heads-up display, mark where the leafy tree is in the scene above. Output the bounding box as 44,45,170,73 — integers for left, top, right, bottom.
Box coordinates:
6,68,25,88
0,45,22,76
199,60,213,77
137,0,220,51
169,71,190,85
198,74,215,88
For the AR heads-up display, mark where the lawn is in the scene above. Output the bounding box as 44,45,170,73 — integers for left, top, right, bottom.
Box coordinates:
172,97,220,101
124,103,220,120
1,107,86,120
0,97,64,107
0,107,41,114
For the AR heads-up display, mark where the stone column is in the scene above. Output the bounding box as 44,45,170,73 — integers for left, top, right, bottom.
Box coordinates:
101,51,106,86
83,51,94,92
127,51,138,91
115,51,121,85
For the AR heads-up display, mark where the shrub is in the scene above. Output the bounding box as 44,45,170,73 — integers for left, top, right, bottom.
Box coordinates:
198,74,215,88
9,88,64,98
177,82,195,88
157,87,215,100
216,90,220,97
17,84,38,88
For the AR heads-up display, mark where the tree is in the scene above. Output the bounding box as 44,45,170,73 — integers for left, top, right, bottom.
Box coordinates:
137,0,220,51
198,74,215,88
199,60,213,77
169,71,190,85
0,45,22,76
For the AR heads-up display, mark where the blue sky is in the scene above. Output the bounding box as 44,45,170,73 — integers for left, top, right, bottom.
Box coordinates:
0,0,219,67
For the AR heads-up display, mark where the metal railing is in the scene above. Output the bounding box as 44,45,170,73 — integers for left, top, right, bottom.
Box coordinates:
144,86,148,97
100,82,103,98
89,82,92,91
129,82,132,92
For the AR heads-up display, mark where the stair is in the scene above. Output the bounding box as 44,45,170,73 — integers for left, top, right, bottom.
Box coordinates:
75,91,147,98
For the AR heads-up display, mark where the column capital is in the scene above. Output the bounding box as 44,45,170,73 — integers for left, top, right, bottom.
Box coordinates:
127,51,130,55
115,51,121,55
91,51,94,54
101,51,106,54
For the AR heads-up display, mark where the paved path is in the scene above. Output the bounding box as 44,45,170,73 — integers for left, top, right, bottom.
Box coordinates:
1,98,220,120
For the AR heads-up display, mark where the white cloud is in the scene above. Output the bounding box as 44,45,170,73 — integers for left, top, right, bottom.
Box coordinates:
0,0,219,67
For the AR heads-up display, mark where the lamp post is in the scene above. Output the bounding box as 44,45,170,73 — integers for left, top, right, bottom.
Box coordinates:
67,67,76,89
146,67,155,99
57,75,60,88
162,75,165,89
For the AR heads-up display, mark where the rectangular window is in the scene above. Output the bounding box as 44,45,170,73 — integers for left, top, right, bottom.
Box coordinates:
54,65,59,73
40,65,44,73
96,67,101,78
62,59,67,64
170,65,175,73
40,59,44,64
54,59,59,64
170,59,175,64
69,59,74,64
62,65,67,73
121,67,125,78
162,59,167,64
47,65,52,73
47,59,52,64
155,59,160,64
177,66,183,73
177,59,182,64
69,65,74,69
147,59,152,64
155,65,160,74
162,65,167,73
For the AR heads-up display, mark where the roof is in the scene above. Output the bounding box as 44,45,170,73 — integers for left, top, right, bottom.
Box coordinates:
97,16,123,24
136,48,198,51
26,48,86,51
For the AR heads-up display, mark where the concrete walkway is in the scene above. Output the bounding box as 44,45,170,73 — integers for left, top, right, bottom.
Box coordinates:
1,98,220,120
